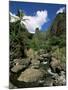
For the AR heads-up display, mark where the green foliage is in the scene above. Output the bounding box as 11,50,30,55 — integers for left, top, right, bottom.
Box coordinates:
10,10,66,63
10,10,32,60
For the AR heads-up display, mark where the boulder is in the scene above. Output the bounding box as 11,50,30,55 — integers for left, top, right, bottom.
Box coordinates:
14,58,30,66
31,59,40,64
43,77,53,86
50,57,61,72
38,57,44,62
26,48,35,59
30,60,40,69
18,68,44,82
11,58,30,73
40,53,50,58
60,63,66,71
38,53,51,62
14,59,20,64
53,71,66,85
11,64,25,73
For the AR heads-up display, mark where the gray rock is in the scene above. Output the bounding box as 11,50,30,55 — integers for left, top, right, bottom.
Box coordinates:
14,58,30,65
11,64,26,73
50,57,61,72
18,68,44,82
11,58,30,73
30,59,40,69
43,77,53,86
38,57,44,62
53,71,66,85
40,53,50,58
31,59,40,65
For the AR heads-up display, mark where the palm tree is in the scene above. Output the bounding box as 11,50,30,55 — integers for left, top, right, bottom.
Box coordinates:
10,9,30,60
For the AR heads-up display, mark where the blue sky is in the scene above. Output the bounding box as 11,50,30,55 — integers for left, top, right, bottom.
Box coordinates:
9,1,66,32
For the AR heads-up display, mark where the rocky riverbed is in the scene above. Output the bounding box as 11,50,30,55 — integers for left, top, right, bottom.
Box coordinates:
9,49,66,88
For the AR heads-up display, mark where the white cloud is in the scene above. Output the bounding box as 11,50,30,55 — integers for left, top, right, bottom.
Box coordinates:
9,12,20,23
56,7,65,15
21,10,48,33
9,10,48,33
